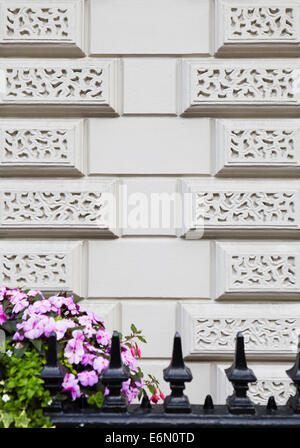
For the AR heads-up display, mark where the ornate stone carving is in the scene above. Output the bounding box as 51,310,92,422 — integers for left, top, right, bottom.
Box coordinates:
215,120,300,175
181,60,300,115
0,60,120,115
179,303,300,358
248,379,295,405
2,191,104,225
1,253,68,287
195,67,294,102
180,180,300,237
196,191,296,226
215,242,300,298
5,6,71,40
0,1,85,56
231,255,296,289
0,180,119,236
215,0,300,56
194,318,297,352
0,119,84,175
215,363,295,404
0,240,84,295
228,6,296,41
5,67,104,101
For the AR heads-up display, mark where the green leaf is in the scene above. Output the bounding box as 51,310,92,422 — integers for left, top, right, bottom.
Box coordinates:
2,320,17,334
0,411,14,428
137,336,147,344
130,323,137,333
31,339,42,354
14,410,31,428
73,296,84,304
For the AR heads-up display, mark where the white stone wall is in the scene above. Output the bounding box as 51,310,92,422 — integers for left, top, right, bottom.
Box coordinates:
1,0,299,404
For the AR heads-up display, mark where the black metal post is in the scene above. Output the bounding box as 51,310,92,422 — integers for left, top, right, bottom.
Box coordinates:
225,332,257,415
286,335,300,413
39,331,67,412
163,332,192,413
101,331,130,413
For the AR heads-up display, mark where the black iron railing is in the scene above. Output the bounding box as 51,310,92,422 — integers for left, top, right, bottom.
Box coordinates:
39,330,300,428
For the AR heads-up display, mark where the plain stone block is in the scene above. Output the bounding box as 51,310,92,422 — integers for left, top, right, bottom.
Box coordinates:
122,58,177,114
89,0,211,55
87,238,211,298
88,117,211,175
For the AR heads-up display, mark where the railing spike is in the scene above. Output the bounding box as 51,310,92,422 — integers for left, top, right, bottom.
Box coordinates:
225,332,257,415
203,394,214,412
140,393,152,412
163,332,193,413
101,331,130,413
286,335,300,413
39,331,67,412
266,396,277,413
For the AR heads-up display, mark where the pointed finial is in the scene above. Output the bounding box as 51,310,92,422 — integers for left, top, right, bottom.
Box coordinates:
39,332,67,412
225,332,257,414
286,335,300,413
203,394,214,412
163,332,193,413
101,331,130,413
140,394,152,412
266,396,277,413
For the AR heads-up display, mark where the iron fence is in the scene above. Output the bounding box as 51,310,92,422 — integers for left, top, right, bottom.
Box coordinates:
39,331,300,428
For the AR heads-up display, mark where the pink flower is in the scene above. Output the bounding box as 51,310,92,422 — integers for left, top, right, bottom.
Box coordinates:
62,373,81,401
13,331,24,341
96,330,111,346
12,299,29,314
0,305,7,325
130,345,135,357
121,347,137,372
93,356,109,374
78,370,98,387
27,290,45,299
160,392,165,400
0,287,6,301
62,297,79,315
64,330,85,364
81,353,96,366
55,319,76,340
136,346,141,358
150,395,160,404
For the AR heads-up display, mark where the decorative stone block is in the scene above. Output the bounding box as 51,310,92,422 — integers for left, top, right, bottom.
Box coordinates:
0,119,85,176
180,59,300,116
179,303,300,359
0,0,85,56
215,119,300,176
0,59,121,116
215,363,295,405
0,179,119,236
215,0,300,56
180,179,300,238
215,241,300,299
0,240,85,296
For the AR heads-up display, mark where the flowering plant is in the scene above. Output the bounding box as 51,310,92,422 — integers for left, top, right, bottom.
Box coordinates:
0,287,163,428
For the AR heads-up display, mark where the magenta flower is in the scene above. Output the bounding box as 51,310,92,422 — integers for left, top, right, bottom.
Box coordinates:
0,305,7,325
62,373,81,401
55,319,76,340
81,353,97,366
96,330,111,346
12,298,29,314
78,370,98,387
93,356,109,374
64,330,85,364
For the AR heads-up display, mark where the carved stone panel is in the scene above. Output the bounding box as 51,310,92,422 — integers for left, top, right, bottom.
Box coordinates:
215,0,300,56
0,179,119,236
0,240,85,296
180,303,300,359
0,0,85,56
215,363,295,405
215,119,300,176
180,179,300,238
0,119,85,175
215,241,300,298
0,59,121,116
181,59,300,116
